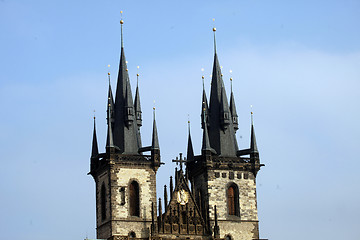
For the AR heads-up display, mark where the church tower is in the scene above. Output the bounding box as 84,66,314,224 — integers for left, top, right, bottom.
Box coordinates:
187,27,264,240
89,19,161,240
89,18,266,240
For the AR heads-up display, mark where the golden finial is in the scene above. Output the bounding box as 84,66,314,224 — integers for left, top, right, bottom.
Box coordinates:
230,77,233,81
153,100,156,110
93,110,96,119
108,72,111,76
126,69,128,71
202,75,204,79
120,11,124,24
212,18,216,32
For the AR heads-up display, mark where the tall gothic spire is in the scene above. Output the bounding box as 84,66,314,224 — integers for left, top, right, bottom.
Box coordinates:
134,71,142,148
134,71,142,127
207,27,238,157
187,120,194,162
106,72,115,147
152,107,160,150
201,75,209,129
91,116,99,158
229,77,239,132
113,18,141,154
250,112,258,154
202,106,212,154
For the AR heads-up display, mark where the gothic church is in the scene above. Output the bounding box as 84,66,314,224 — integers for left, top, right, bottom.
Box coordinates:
89,20,266,240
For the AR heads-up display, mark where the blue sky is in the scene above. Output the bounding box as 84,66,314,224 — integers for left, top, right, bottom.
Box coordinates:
0,0,359,239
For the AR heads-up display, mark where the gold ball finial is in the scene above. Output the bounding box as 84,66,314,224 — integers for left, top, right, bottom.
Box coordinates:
137,73,139,76
251,111,253,115
213,27,216,32
120,20,124,24
126,68,128,72
230,77,233,81
108,72,110,76
202,75,204,79
153,106,156,110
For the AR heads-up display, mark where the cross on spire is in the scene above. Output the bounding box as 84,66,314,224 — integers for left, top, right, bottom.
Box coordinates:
172,153,187,171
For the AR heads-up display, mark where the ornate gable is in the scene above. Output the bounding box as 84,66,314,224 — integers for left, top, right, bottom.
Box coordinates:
157,168,207,238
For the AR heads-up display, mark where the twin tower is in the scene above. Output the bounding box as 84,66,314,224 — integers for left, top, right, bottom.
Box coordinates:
89,21,265,240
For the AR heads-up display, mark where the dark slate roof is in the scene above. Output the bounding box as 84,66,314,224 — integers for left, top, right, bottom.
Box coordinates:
107,101,115,148
201,81,209,129
186,122,194,162
113,46,141,154
201,110,212,152
250,117,258,153
134,83,142,119
152,110,159,150
91,117,99,158
106,80,115,148
229,90,238,120
207,52,238,157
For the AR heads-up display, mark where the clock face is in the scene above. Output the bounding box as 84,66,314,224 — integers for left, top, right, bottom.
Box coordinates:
176,189,189,205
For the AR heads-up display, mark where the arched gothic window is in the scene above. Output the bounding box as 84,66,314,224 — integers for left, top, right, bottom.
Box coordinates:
129,181,140,217
227,183,239,216
101,183,106,220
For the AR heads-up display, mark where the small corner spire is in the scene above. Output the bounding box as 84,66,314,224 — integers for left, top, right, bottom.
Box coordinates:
187,117,194,162
229,73,239,132
201,73,209,129
106,68,115,148
152,105,160,150
91,112,99,158
107,103,115,148
250,110,258,153
134,65,142,127
202,105,212,153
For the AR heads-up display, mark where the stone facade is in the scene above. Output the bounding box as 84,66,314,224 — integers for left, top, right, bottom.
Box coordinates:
93,154,159,240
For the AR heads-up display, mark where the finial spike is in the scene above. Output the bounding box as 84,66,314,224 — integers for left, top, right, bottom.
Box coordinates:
120,11,124,48
212,18,217,53
107,64,111,84
136,65,140,86
250,105,254,125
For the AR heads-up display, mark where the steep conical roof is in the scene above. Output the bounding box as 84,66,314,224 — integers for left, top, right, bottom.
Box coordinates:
201,77,209,129
134,75,142,126
91,117,99,158
207,51,238,156
106,76,115,147
151,108,159,150
187,121,194,162
250,113,258,153
202,108,212,153
107,102,114,148
113,26,141,154
229,79,239,131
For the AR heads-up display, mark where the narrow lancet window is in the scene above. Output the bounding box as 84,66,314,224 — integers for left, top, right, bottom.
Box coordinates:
227,184,239,216
129,181,140,216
